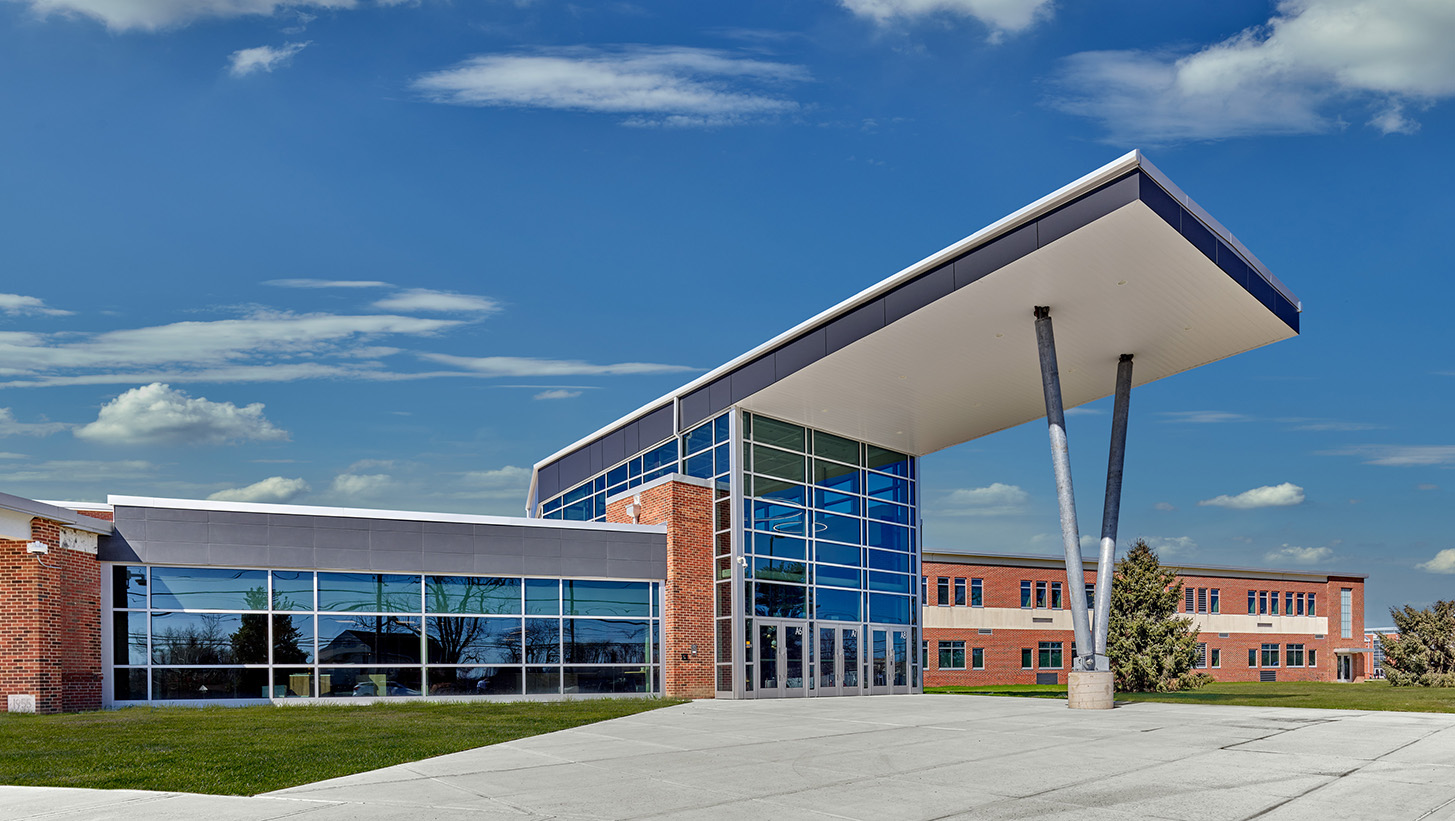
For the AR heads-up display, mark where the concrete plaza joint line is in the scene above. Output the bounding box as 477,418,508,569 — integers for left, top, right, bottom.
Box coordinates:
6,697,1455,821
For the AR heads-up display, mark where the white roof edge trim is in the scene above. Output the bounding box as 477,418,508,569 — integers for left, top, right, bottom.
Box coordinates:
921,550,1364,581
0,495,113,535
105,495,667,534
533,149,1299,473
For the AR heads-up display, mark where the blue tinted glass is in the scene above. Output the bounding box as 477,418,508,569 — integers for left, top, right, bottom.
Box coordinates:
564,484,591,504
814,489,860,516
754,557,807,583
816,564,861,588
629,456,643,478
813,460,860,493
713,413,729,443
316,614,423,664
593,475,605,493
684,451,713,478
865,446,910,476
752,501,806,536
150,567,268,611
754,582,807,618
867,549,911,573
317,573,420,613
816,587,861,622
865,472,912,504
868,571,911,594
685,423,714,455
426,577,521,615
752,476,805,505
607,465,628,486
753,533,807,560
713,443,729,476
753,417,804,450
754,445,805,483
113,566,148,609
562,580,650,617
643,440,678,472
426,616,522,664
525,578,560,615
867,522,911,551
816,542,861,567
564,619,650,664
272,571,313,611
525,618,559,663
869,593,912,625
151,612,265,664
815,512,860,544
866,500,910,524
563,498,592,521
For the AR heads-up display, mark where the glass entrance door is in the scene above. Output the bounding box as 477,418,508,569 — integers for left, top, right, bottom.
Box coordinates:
816,625,862,697
869,626,912,695
756,621,806,698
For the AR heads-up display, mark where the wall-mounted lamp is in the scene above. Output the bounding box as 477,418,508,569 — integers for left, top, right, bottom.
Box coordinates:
25,541,48,555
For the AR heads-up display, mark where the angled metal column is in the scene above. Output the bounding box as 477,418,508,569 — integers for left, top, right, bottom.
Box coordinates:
1091,354,1134,672
1032,306,1093,669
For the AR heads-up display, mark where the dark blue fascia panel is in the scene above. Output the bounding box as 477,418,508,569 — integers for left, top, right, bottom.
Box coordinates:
637,405,675,449
679,385,712,429
953,221,1038,289
1137,173,1181,232
731,356,776,404
621,420,640,457
602,428,626,467
1216,241,1251,290
537,462,560,503
825,297,886,355
885,262,954,325
707,375,733,414
775,328,826,381
1179,209,1219,261
1037,172,1139,248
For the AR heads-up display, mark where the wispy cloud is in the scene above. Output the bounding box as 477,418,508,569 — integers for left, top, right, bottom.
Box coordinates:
10,0,354,32
421,352,696,377
533,389,582,400
413,45,809,127
75,383,289,446
1199,482,1306,509
1280,417,1385,431
1153,501,1176,511
208,476,310,504
0,408,69,437
1265,544,1333,565
0,293,72,317
838,0,1055,41
1051,0,1455,143
1144,535,1198,557
372,289,501,314
942,483,1030,516
328,471,393,500
1324,445,1455,466
1417,548,1455,574
265,279,392,288
1159,410,1253,424
228,42,309,77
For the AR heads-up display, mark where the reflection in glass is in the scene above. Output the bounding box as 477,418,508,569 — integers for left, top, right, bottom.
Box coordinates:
758,623,777,690
754,582,807,619
872,630,888,687
151,612,267,665
525,578,559,615
317,573,419,613
816,564,860,589
272,668,313,698
525,666,560,695
426,576,521,615
113,566,147,608
427,666,523,696
754,558,806,584
785,625,804,689
752,416,805,451
819,628,836,688
150,567,267,611
843,629,859,688
893,631,907,686
751,475,805,505
815,542,860,567
815,587,860,622
562,580,650,617
317,615,422,664
273,614,313,664
426,616,521,664
753,446,805,483
113,612,148,665
751,502,805,536
524,618,561,663
813,430,859,464
319,667,423,697
563,666,649,694
564,619,649,664
114,668,147,701
753,533,807,560
152,667,269,700
815,512,859,544
272,571,313,611
813,460,859,494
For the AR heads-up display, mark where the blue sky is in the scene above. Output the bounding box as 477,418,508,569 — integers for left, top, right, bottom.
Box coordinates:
2,0,1452,622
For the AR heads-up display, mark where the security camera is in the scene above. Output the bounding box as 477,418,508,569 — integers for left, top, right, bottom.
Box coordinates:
25,541,48,555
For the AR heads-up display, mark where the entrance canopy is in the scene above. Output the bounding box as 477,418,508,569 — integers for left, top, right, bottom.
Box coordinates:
532,151,1300,505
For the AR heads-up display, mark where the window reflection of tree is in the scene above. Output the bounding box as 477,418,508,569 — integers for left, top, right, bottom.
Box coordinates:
425,577,522,665
153,614,236,665
319,616,422,664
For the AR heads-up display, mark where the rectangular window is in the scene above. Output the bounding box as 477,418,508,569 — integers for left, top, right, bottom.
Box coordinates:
1035,581,1047,609
1210,588,1220,614
1185,588,1195,612
937,577,950,606
1248,648,1258,667
1262,643,1280,667
972,648,984,669
1308,649,1317,667
970,579,983,607
1050,582,1063,610
922,640,928,670
1196,643,1207,669
1286,643,1305,667
1020,581,1032,609
921,575,927,603
1285,591,1295,615
1308,593,1316,617
1085,584,1095,611
1341,588,1353,638
1211,648,1222,668
1248,590,1257,614
938,641,965,670
954,578,967,607
1197,588,1207,614
1296,593,1305,616
1259,591,1268,615
1270,591,1280,616
1021,648,1032,669
1038,641,1063,669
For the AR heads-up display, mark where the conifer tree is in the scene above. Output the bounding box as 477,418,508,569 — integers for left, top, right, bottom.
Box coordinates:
1107,540,1210,692
1382,600,1455,687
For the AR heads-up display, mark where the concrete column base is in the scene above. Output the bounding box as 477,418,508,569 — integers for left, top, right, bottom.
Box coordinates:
1067,671,1115,710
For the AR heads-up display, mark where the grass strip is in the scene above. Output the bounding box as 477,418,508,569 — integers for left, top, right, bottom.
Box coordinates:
0,698,683,796
927,680,1455,713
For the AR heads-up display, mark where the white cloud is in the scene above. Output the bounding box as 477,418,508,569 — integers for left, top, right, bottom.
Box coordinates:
1417,484,1440,491
9,0,354,32
1281,417,1384,431
0,293,72,317
421,352,696,377
943,482,1030,516
1052,0,1455,142
264,279,392,288
1327,445,1455,466
74,383,289,446
1198,482,1306,509
533,389,582,400
413,45,808,127
228,42,309,77
1,458,156,484
1416,548,1455,574
1153,501,1176,511
0,408,69,437
329,472,392,498
1064,406,1103,416
208,476,310,503
1159,410,1253,424
372,289,501,314
1265,544,1333,564
1143,535,1198,557
839,0,1054,40
449,466,531,501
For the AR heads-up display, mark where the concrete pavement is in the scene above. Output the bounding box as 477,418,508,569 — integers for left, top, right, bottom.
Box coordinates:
4,695,1455,820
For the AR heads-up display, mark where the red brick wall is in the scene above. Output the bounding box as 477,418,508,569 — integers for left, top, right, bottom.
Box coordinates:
607,480,715,699
0,518,102,713
922,559,1364,687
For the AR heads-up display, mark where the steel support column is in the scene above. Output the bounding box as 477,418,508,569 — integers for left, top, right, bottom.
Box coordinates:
1032,306,1093,669
1091,353,1134,672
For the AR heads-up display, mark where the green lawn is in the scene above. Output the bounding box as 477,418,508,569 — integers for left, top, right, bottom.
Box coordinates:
0,698,682,796
927,680,1455,713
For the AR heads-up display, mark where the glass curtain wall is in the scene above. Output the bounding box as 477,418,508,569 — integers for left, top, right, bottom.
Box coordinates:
109,566,660,703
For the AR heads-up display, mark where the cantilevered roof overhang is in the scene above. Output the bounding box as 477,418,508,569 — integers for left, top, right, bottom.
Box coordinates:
531,151,1300,507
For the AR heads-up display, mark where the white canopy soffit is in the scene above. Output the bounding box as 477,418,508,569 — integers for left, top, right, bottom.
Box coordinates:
532,150,1300,503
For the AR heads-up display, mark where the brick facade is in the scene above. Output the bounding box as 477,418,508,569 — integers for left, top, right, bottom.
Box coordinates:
922,556,1367,687
606,479,715,699
0,517,102,714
